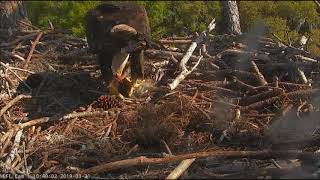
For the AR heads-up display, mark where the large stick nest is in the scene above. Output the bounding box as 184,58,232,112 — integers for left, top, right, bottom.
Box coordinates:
0,25,320,178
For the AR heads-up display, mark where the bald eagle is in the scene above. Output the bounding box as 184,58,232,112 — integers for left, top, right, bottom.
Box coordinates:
85,2,151,97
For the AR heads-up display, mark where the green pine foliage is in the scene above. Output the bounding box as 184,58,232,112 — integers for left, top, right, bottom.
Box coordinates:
26,1,320,55
26,1,101,37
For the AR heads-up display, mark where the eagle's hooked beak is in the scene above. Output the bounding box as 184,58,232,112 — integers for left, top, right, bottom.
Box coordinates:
108,49,128,97
110,24,137,39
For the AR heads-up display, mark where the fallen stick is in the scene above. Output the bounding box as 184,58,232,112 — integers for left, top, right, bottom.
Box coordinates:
230,77,257,93
5,129,23,171
79,150,318,174
159,39,192,44
253,86,284,93
179,19,215,71
11,154,21,168
218,48,253,58
1,74,14,87
296,67,308,84
5,80,12,98
24,31,43,68
276,81,311,91
285,88,320,99
294,54,319,63
161,140,173,156
206,69,262,85
1,50,26,61
0,129,15,158
240,88,284,106
160,36,193,40
2,114,12,130
240,96,281,111
0,116,57,149
285,45,313,57
0,94,32,117
169,56,203,90
188,80,230,88
126,144,139,156
145,49,201,62
0,62,33,92
200,95,239,108
8,67,35,74
0,32,39,47
61,110,118,120
243,113,275,117
258,62,315,71
166,20,215,91
12,54,26,62
250,60,268,86
0,29,40,34
16,117,52,129
218,49,272,63
271,32,288,47
241,88,320,111
166,158,196,179
1,109,119,142
17,19,41,31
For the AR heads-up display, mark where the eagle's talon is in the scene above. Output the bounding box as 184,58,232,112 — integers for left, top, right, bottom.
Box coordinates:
108,79,126,99
128,79,145,97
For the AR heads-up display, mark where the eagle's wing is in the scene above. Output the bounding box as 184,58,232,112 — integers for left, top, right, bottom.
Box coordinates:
94,3,121,14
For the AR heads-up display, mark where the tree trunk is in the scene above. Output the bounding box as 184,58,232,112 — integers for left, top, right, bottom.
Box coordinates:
0,1,31,31
221,1,242,35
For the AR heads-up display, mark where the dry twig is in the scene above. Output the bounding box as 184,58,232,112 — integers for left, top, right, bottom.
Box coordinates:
80,150,318,174
24,31,44,67
0,32,39,47
4,129,23,171
179,19,216,71
169,56,203,90
250,60,268,86
0,94,32,117
166,158,196,179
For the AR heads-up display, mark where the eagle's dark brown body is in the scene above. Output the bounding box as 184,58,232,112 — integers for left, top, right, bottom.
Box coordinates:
85,2,151,90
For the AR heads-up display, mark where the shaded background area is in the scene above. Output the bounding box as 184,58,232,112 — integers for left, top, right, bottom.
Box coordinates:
26,1,320,55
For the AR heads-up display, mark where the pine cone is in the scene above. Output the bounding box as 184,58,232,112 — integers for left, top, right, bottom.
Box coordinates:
91,95,123,110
